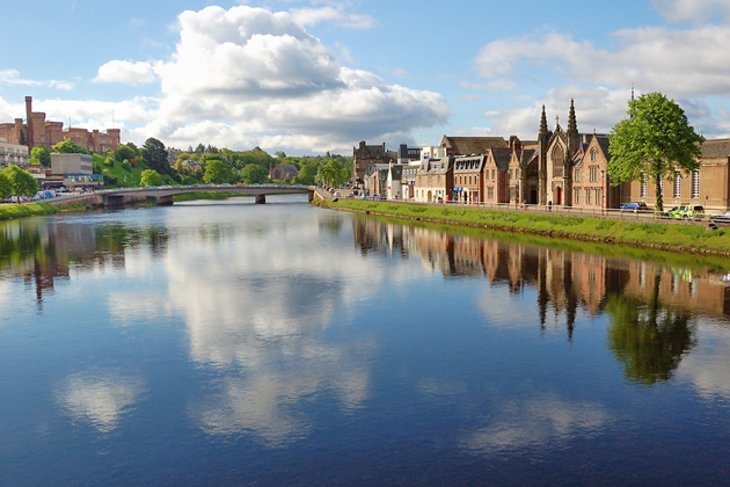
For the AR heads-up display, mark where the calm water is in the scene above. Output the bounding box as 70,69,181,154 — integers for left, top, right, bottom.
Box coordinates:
2,194,730,486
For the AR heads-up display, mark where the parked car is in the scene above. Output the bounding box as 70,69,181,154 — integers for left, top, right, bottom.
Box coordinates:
709,210,730,227
665,204,705,220
620,202,649,211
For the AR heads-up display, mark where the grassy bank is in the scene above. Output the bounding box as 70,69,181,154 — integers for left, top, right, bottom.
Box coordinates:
0,203,58,221
322,199,730,256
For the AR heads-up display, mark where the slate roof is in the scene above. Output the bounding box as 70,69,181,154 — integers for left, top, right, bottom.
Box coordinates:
491,147,512,171
389,165,403,181
701,138,730,159
441,136,508,155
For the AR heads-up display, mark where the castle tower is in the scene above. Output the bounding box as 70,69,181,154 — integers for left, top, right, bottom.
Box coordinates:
24,96,34,149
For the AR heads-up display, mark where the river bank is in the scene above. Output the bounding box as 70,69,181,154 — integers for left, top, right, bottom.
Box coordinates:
318,198,730,257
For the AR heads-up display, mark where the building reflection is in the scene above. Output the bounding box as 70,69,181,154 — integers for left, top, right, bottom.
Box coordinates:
0,220,168,307
352,218,730,382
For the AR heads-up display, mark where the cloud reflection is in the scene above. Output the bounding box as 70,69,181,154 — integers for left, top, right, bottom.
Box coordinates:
56,372,144,433
462,394,610,453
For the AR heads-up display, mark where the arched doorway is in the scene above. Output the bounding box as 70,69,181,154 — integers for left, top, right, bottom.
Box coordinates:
556,186,562,206
427,190,432,202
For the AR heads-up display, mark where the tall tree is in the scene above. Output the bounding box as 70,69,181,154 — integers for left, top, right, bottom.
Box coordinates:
608,92,704,212
0,171,12,199
203,159,234,184
30,145,51,167
52,139,89,154
241,164,269,184
3,165,39,197
140,169,163,187
142,137,170,174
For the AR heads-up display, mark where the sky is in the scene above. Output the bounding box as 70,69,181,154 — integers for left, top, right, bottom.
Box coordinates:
1,0,729,155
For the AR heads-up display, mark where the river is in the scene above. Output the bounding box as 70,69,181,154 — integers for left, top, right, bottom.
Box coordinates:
1,194,730,485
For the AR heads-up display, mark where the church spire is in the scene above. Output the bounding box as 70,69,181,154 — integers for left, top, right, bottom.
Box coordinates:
567,98,579,157
539,104,548,139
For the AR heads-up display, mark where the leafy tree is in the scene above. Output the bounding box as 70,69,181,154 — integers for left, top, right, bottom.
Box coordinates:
3,165,39,197
114,143,137,162
0,171,12,198
142,137,170,174
241,164,269,184
30,145,51,167
203,159,234,184
294,162,317,185
608,92,704,212
52,139,89,154
316,159,350,187
140,168,163,187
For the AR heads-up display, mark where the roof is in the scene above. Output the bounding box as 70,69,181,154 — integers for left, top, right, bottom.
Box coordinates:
389,165,403,180
701,138,730,159
490,147,512,171
441,136,508,155
453,154,485,173
595,134,610,159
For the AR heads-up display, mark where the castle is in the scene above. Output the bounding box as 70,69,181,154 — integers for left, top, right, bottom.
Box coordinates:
0,96,120,153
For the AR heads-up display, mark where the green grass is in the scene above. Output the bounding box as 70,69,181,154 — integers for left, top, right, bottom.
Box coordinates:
325,199,730,256
0,203,57,220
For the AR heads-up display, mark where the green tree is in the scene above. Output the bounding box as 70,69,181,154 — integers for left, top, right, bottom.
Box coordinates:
0,171,12,199
605,272,695,384
142,137,170,174
140,168,163,187
3,165,39,197
30,145,51,167
52,139,89,154
294,162,317,185
608,92,704,212
114,143,137,162
203,159,234,184
241,164,269,184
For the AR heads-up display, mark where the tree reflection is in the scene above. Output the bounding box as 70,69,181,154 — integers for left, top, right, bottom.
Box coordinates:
605,272,696,384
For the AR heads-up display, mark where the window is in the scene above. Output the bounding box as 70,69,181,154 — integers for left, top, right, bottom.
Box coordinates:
640,173,648,198
585,188,591,204
574,188,580,204
590,148,597,162
691,169,700,198
589,166,598,182
575,168,581,182
487,187,494,200
596,189,603,206
673,172,681,198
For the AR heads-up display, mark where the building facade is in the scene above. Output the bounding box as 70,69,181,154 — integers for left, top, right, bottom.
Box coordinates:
0,141,30,167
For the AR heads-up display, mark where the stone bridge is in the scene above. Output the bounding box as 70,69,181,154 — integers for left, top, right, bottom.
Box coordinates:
52,184,316,209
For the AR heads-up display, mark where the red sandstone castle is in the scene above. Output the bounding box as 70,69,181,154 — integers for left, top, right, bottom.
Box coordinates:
0,96,120,153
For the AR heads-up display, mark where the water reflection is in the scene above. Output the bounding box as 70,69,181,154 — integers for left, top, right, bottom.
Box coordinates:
462,394,610,453
352,217,729,384
55,372,145,434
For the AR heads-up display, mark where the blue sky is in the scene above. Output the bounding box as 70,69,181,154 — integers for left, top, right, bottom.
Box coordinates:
1,0,729,155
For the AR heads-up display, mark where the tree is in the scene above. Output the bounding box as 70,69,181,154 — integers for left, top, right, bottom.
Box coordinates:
142,137,170,174
0,171,12,199
3,165,39,197
241,164,269,184
140,168,163,187
203,159,234,184
30,145,51,167
114,143,137,162
608,92,705,212
52,139,89,154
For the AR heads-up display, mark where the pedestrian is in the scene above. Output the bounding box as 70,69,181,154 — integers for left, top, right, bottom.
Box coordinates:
548,200,552,212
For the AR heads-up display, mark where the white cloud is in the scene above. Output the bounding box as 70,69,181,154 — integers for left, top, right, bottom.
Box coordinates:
128,5,446,152
55,372,145,433
94,60,158,85
462,394,610,453
652,0,730,22
475,26,730,99
0,68,42,87
290,5,375,29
